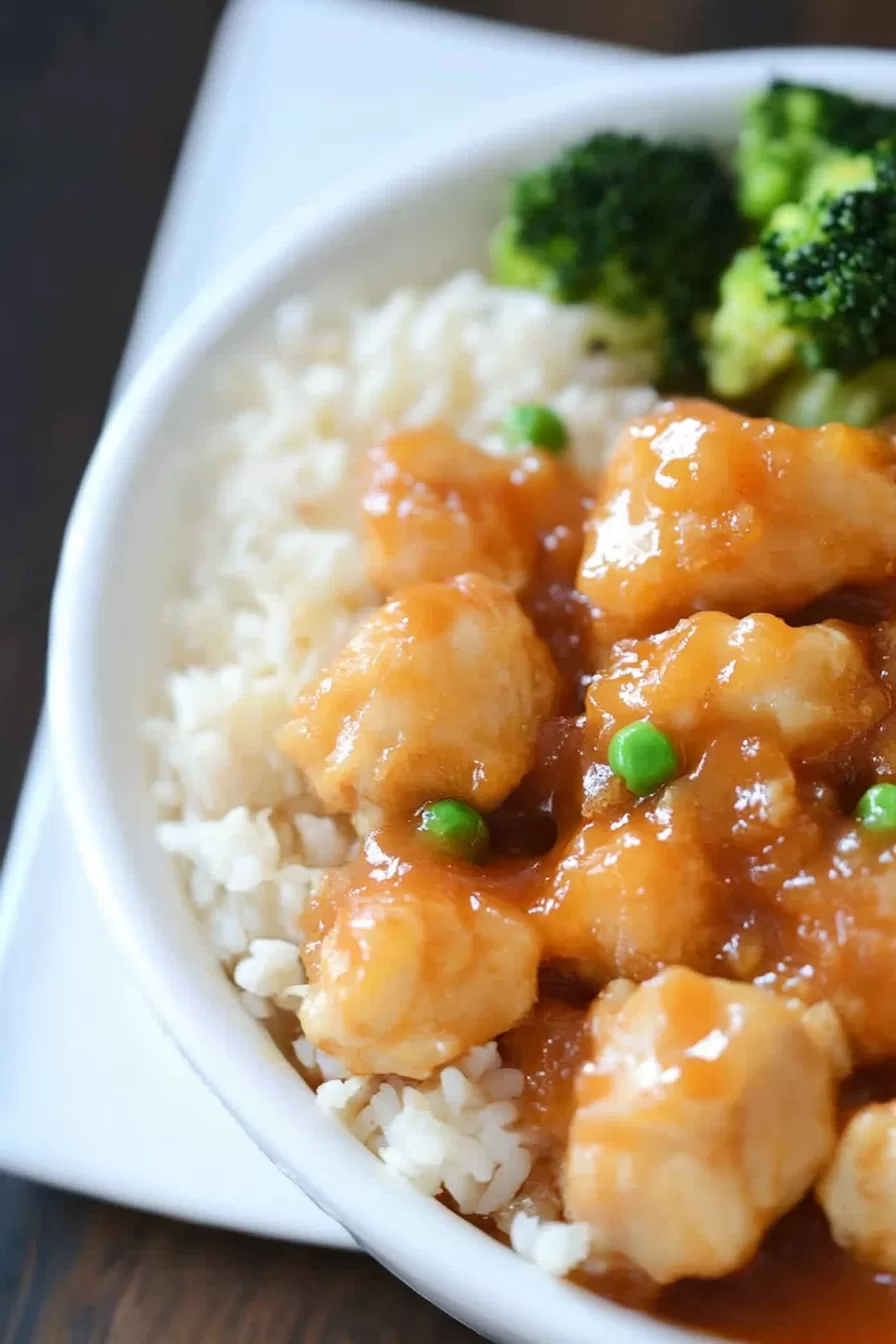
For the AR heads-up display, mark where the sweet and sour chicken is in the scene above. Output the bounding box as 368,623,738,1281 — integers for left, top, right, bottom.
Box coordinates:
299,829,540,1079
565,969,838,1284
577,400,896,646
819,1101,896,1273
277,402,896,1310
278,571,559,815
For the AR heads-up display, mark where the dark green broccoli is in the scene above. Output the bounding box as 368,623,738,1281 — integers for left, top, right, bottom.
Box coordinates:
707,142,896,424
737,80,896,223
490,132,741,388
762,143,896,374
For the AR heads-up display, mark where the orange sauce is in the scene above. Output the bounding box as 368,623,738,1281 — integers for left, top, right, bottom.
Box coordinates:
661,1200,896,1343
512,446,595,708
501,998,588,1144
500,1005,896,1341
667,1066,896,1342
488,716,585,856
521,580,594,710
329,413,896,1334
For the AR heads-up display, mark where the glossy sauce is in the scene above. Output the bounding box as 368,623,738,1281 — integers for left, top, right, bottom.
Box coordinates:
501,998,588,1145
299,826,542,1079
661,1200,896,1343
662,1066,896,1340
308,633,896,1335
576,400,896,647
498,636,896,1335
362,424,595,708
510,447,595,708
297,410,896,1340
488,715,584,856
501,993,896,1341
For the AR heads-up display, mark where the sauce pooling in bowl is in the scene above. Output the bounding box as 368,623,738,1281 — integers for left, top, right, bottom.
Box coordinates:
278,404,896,1339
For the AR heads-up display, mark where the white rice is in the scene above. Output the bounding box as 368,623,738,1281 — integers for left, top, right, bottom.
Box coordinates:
317,1042,532,1215
144,271,655,1277
510,1214,594,1277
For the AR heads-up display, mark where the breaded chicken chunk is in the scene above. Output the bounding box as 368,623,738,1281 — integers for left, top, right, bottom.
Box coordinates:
578,400,896,645
279,573,559,815
819,1101,896,1272
362,426,535,594
587,610,887,765
564,968,837,1284
534,788,718,977
299,832,540,1078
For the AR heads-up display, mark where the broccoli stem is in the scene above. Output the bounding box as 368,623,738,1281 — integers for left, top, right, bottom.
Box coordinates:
771,361,896,428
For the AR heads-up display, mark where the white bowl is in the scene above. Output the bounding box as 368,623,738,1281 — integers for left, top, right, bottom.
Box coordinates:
48,47,896,1344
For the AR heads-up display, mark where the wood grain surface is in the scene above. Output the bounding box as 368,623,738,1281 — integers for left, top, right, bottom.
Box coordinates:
2,1,896,1340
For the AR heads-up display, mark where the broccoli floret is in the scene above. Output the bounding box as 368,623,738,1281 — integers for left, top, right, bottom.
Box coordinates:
490,132,741,388
802,149,879,200
706,247,796,399
490,217,557,293
762,141,896,373
771,360,896,427
737,80,896,223
708,143,896,416
491,216,665,361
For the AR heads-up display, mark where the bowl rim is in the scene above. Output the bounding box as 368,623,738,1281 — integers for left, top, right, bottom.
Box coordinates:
48,46,896,1344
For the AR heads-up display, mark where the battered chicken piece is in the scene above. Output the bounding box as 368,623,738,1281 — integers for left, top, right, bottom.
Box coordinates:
362,425,585,595
769,822,896,1062
796,1000,853,1081
818,1101,896,1272
578,400,896,645
278,573,560,815
574,613,896,1063
299,830,540,1078
362,426,535,594
587,610,887,767
533,787,719,976
543,612,886,983
565,968,838,1284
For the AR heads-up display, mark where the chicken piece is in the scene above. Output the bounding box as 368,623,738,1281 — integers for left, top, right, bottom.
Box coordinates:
818,1101,896,1272
578,609,896,1035
796,1001,853,1080
767,822,896,1062
578,399,896,645
363,425,586,597
362,426,536,594
299,830,540,1078
534,787,719,978
681,729,802,866
278,572,560,815
587,610,887,767
564,968,837,1284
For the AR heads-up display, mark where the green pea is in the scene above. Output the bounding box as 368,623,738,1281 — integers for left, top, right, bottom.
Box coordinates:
608,720,680,797
418,799,490,862
855,782,896,833
502,403,569,453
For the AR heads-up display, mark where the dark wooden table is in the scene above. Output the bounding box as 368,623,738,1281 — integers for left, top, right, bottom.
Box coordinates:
3,1,896,1339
